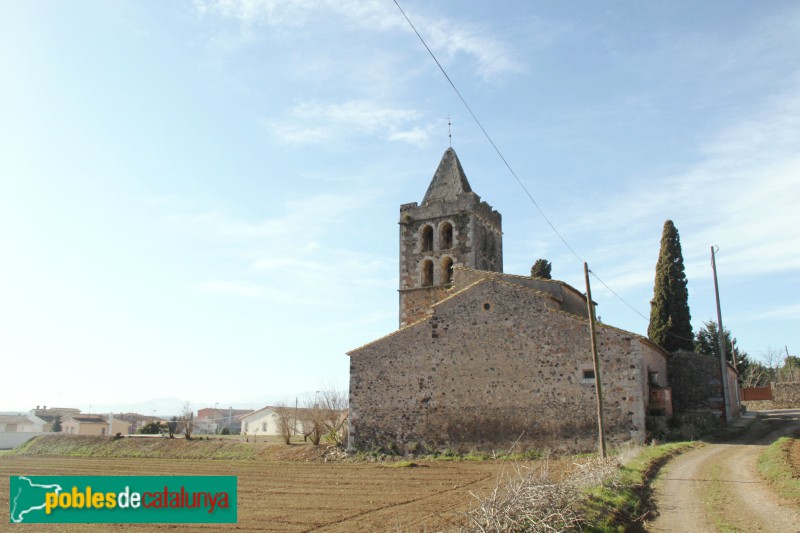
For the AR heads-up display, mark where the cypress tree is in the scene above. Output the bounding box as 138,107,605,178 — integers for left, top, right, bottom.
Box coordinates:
648,220,694,352
52,414,62,432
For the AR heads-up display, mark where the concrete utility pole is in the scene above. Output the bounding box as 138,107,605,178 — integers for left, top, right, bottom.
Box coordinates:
584,263,607,459
711,246,732,422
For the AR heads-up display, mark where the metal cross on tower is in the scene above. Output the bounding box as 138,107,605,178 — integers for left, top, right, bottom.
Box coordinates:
446,114,452,147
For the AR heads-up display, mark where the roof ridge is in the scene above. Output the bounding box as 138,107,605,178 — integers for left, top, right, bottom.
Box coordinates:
430,278,489,308
456,265,563,285
454,266,594,303
544,306,662,349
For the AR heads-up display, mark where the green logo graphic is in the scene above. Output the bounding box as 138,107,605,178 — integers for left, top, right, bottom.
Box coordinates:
9,476,237,524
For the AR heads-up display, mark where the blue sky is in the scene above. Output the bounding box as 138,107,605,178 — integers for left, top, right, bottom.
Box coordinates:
1,1,798,412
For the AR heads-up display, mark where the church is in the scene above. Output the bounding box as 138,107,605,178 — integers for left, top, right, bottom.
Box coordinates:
347,148,670,453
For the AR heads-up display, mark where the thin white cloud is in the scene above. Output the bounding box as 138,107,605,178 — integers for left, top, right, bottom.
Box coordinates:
193,0,523,79
567,78,800,291
166,192,367,239
388,125,434,145
266,100,430,146
749,304,800,321
162,190,395,308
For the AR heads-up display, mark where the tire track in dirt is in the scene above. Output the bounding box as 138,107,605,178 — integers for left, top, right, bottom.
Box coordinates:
647,409,800,533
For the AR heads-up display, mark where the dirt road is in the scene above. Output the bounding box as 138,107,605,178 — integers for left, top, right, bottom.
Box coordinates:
647,409,800,533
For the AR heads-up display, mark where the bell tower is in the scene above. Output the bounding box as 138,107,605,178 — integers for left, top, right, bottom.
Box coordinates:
398,148,502,327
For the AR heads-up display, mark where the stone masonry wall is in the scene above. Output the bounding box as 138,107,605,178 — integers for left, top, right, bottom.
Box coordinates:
772,382,800,408
453,268,591,319
398,286,450,327
743,382,800,410
349,279,661,453
668,350,739,418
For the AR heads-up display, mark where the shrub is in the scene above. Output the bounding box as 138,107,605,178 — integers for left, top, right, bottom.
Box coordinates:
139,422,161,435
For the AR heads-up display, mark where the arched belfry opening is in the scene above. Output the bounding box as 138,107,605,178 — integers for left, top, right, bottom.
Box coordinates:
421,260,434,287
442,257,454,285
440,222,453,250
421,225,433,252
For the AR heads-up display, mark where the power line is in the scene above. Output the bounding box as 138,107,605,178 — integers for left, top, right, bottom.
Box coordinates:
392,0,584,265
587,268,694,344
392,1,667,329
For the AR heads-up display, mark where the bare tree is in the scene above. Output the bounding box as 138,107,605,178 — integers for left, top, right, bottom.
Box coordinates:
273,403,296,445
743,347,781,387
302,400,326,445
319,387,348,446
302,384,348,446
741,362,772,388
180,402,195,440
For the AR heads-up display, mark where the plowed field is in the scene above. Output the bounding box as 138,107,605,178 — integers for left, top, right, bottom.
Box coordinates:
0,453,558,532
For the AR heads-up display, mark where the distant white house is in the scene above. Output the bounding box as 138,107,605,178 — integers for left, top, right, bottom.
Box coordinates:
0,412,49,449
61,414,131,436
240,407,303,437
196,408,253,434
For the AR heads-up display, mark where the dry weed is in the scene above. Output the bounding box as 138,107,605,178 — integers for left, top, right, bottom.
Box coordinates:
461,455,620,532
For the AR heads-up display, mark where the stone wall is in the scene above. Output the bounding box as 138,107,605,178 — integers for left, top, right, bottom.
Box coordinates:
742,382,800,410
667,350,739,419
349,279,667,453
772,382,800,408
741,400,773,411
454,268,592,319
398,286,449,327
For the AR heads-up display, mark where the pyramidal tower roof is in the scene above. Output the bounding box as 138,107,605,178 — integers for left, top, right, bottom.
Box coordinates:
421,148,472,205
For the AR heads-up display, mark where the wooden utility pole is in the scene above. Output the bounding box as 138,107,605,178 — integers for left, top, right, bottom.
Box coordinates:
711,246,731,422
584,262,607,458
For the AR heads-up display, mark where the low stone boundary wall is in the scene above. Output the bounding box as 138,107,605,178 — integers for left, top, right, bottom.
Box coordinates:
741,382,800,410
772,382,800,408
740,400,773,411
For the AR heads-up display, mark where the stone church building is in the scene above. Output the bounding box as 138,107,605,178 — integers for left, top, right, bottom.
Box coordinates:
348,148,669,452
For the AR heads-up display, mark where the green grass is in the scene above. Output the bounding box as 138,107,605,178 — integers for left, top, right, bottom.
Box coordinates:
703,464,744,532
350,446,545,462
581,442,698,533
381,460,418,468
758,436,800,502
5,435,270,461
